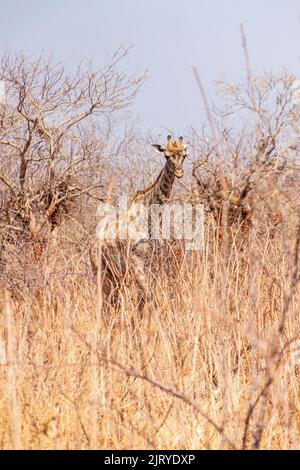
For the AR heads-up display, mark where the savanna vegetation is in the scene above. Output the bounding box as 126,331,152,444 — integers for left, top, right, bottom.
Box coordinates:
1,46,300,449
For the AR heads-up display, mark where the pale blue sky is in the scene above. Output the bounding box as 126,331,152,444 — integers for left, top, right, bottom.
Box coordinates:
1,0,300,134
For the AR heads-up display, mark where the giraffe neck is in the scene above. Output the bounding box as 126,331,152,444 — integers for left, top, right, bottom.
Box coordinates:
133,159,176,206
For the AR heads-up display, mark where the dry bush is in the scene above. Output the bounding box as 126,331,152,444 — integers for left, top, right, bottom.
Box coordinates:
1,53,300,450
1,218,300,450
189,71,300,246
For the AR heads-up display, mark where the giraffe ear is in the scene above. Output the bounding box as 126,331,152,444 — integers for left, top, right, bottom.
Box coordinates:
152,144,165,154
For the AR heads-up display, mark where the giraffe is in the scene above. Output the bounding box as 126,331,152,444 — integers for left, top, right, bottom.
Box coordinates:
92,136,188,312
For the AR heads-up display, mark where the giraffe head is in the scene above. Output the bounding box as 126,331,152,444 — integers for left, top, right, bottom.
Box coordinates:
152,136,188,179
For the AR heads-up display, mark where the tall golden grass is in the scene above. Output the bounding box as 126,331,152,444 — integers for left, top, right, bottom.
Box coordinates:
1,215,299,450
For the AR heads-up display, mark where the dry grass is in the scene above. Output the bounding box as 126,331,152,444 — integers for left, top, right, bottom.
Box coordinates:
1,218,300,450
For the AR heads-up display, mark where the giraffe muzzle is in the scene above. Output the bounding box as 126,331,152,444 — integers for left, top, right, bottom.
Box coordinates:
175,169,184,178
